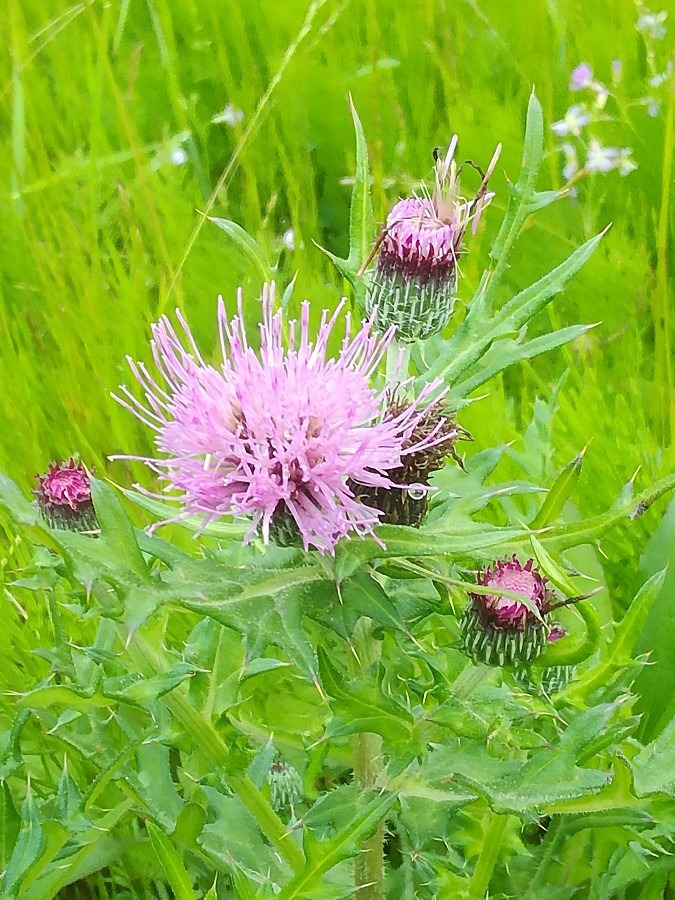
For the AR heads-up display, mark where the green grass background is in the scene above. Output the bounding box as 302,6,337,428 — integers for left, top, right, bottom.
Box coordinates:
0,0,672,644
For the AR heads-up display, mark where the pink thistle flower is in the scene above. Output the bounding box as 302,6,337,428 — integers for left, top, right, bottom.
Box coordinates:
474,556,553,630
112,284,447,554
461,556,559,667
364,138,501,341
35,459,98,533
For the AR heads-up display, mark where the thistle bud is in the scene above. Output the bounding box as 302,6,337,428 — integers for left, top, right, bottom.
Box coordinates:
460,557,557,667
35,459,98,533
348,398,469,527
267,760,303,812
364,139,501,341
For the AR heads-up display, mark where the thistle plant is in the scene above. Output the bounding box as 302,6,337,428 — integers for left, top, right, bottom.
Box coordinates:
2,92,675,900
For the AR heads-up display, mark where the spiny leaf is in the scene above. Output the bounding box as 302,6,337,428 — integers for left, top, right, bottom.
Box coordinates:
1,781,46,898
277,791,395,899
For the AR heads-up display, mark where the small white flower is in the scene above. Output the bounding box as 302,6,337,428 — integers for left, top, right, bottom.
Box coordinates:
636,10,668,40
212,103,244,127
171,147,188,166
648,98,662,117
552,104,591,137
560,143,579,181
282,228,296,252
618,148,638,176
586,140,620,174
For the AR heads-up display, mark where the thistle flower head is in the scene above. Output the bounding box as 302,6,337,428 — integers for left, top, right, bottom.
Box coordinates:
461,556,558,667
35,459,98,533
349,397,469,527
365,138,501,341
113,284,447,554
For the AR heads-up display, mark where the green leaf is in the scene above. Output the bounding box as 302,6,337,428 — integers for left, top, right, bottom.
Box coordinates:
1,781,46,898
104,662,197,705
147,821,197,900
135,744,185,832
90,478,149,581
631,716,675,797
530,535,578,597
240,658,292,681
315,96,374,304
634,498,675,740
0,783,20,873
346,95,375,275
119,485,248,540
562,570,667,703
530,450,585,529
446,705,614,813
340,570,409,634
277,791,396,899
452,324,595,399
208,216,273,283
489,90,547,267
318,648,415,745
428,230,605,388
247,738,276,790
0,474,40,527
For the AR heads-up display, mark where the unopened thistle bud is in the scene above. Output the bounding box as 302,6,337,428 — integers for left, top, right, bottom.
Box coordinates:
364,138,501,341
35,459,98,533
267,760,303,812
348,398,469,527
460,556,560,667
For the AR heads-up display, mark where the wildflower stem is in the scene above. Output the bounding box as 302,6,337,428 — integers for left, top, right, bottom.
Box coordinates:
351,618,385,899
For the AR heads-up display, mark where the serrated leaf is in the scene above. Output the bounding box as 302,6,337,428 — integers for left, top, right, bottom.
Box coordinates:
631,716,675,797
319,648,414,744
90,478,149,581
450,705,614,813
104,662,197,705
340,570,408,634
277,791,395,899
429,230,605,387
135,744,184,832
240,658,292,681
1,781,46,898
530,535,578,596
247,739,275,790
0,783,20,872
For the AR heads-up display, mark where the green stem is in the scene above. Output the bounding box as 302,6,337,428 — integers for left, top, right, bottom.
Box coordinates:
350,618,385,899
92,586,305,873
468,812,512,898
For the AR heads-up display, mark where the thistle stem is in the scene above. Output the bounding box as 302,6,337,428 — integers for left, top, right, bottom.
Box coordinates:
350,618,385,899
